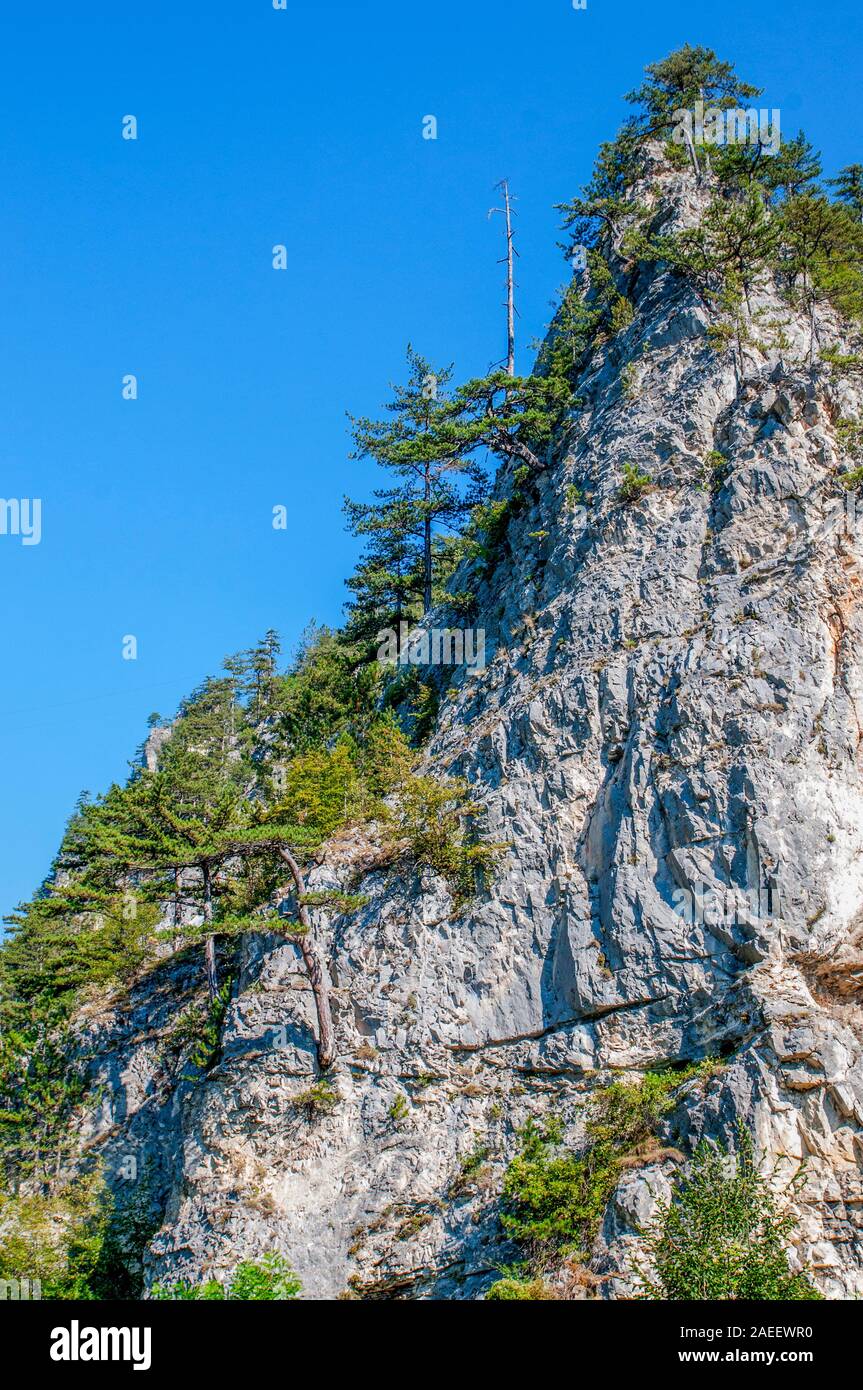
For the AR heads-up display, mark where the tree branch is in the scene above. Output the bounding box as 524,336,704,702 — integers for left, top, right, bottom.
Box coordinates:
276,846,336,1069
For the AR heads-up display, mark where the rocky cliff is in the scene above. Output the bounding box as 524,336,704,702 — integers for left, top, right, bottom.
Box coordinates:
73,146,863,1300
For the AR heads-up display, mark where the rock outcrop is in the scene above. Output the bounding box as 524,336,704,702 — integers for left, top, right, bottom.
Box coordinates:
75,150,863,1299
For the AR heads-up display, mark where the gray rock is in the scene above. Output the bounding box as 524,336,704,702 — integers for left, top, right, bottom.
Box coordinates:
73,160,863,1300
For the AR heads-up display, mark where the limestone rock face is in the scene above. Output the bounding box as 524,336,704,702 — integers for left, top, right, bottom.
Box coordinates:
76,161,863,1299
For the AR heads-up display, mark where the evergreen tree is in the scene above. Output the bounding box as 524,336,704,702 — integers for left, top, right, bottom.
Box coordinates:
775,194,863,358
556,130,645,251
761,131,822,202
709,129,821,202
626,44,761,139
348,347,486,613
343,489,426,650
274,624,381,753
222,630,282,726
448,370,572,475
629,45,761,180
828,163,863,222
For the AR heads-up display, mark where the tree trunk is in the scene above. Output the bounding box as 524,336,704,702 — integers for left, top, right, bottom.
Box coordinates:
683,123,701,182
808,283,817,369
496,431,544,473
423,468,432,613
173,867,182,953
699,86,711,175
491,180,517,375
503,182,515,376
277,847,336,1069
202,863,218,1001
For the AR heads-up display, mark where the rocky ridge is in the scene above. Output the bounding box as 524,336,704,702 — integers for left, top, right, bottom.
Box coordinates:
75,148,863,1299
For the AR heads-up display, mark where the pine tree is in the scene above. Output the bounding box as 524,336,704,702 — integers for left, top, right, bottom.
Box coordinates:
275,624,381,753
343,489,426,650
348,347,486,614
828,163,863,222
626,44,761,138
761,131,822,202
448,368,576,475
626,45,762,180
710,129,821,202
775,194,863,359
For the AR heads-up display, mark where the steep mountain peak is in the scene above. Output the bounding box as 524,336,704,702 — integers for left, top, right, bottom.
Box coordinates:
5,47,863,1303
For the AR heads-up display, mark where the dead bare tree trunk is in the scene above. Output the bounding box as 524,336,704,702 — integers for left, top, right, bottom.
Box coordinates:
490,179,517,376
277,847,336,1069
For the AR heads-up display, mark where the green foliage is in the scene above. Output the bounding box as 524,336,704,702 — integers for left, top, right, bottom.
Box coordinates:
408,678,440,746
450,1141,491,1195
343,490,426,649
757,132,822,203
486,1271,556,1300
775,194,863,326
467,496,519,573
0,1023,89,1185
378,667,442,746
556,131,645,250
449,370,573,475
87,1168,163,1300
292,1080,339,1120
273,624,381,753
346,347,488,619
619,462,653,503
565,483,584,509
388,773,504,907
0,1173,107,1299
828,164,863,222
1,883,157,1024
712,130,821,203
625,45,761,143
300,889,369,914
388,1092,410,1125
536,276,606,388
0,1166,163,1302
448,588,476,619
820,346,863,375
343,350,571,637
495,1066,714,1274
610,295,635,335
620,362,640,400
152,1251,300,1301
268,741,365,847
656,193,778,308
185,978,233,1077
836,418,863,462
636,186,863,349
639,1125,822,1301
499,1114,603,1257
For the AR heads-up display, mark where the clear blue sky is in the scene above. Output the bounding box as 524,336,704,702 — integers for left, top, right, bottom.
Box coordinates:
1,0,861,925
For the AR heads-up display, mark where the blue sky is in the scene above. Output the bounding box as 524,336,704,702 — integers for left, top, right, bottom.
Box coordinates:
1,0,861,926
